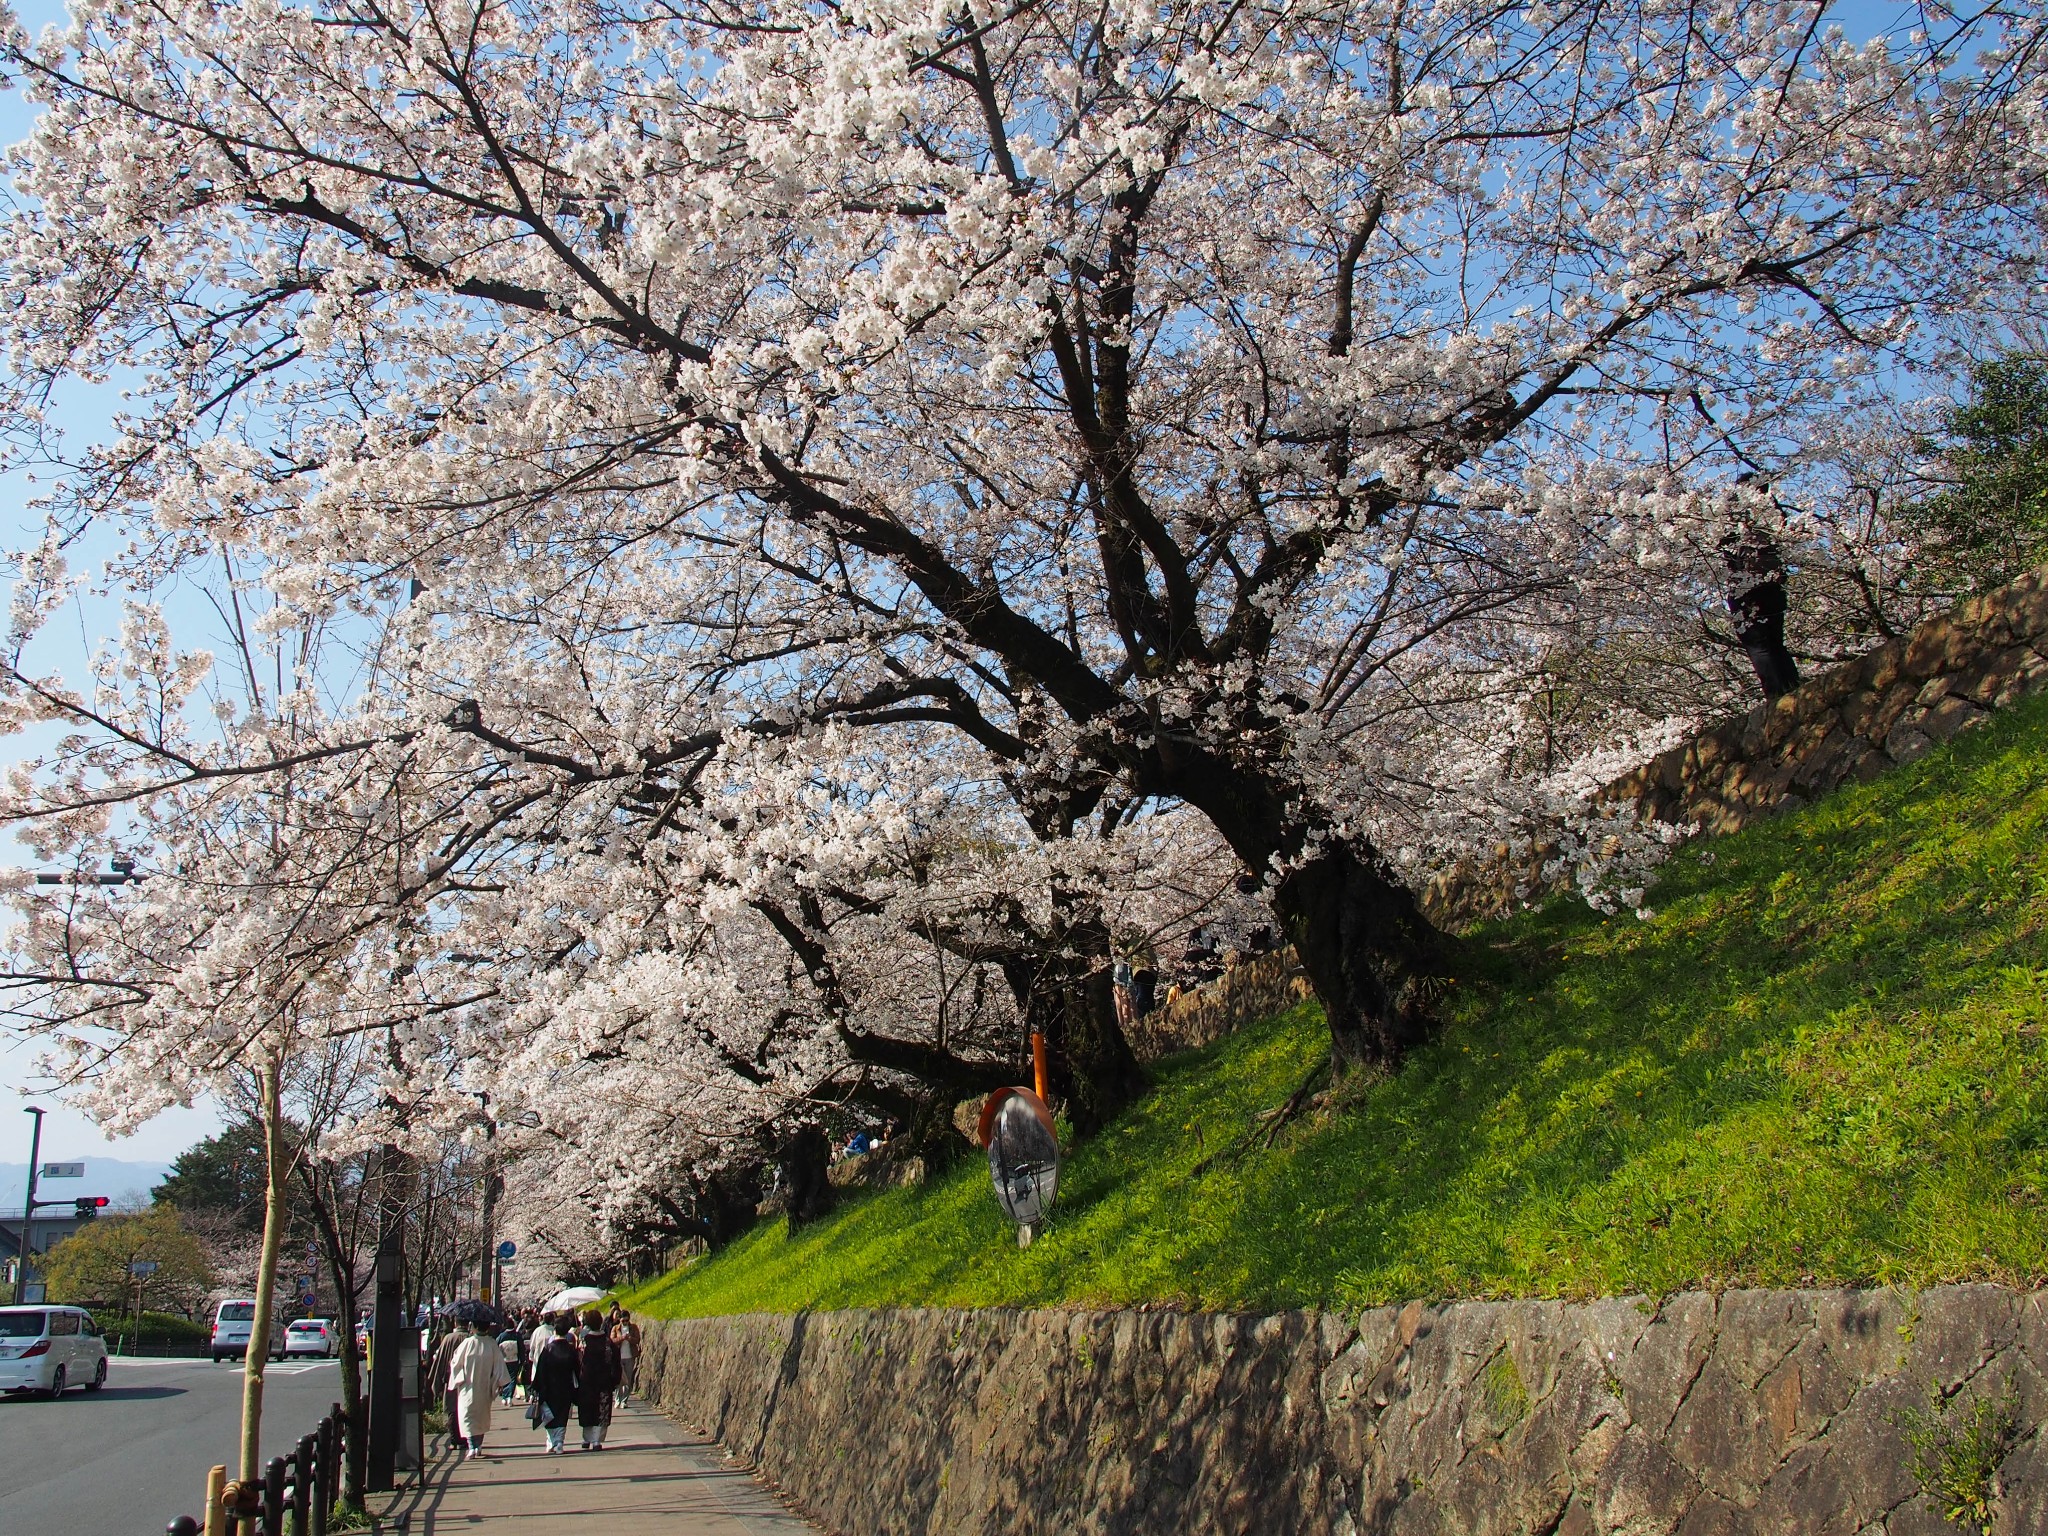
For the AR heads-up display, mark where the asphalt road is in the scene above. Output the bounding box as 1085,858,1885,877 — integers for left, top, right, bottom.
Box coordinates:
0,1354,355,1536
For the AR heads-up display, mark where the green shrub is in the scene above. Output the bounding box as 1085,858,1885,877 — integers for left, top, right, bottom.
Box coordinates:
1481,1352,1529,1432
1896,1378,2022,1535
94,1309,208,1347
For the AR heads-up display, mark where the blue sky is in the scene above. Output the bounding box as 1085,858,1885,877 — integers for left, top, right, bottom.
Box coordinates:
0,0,224,1166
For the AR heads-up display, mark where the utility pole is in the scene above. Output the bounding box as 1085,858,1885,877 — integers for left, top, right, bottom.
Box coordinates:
13,1107,44,1305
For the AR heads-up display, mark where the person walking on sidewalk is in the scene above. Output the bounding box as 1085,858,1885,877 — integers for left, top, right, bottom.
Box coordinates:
576,1308,619,1450
494,1319,524,1405
529,1317,580,1454
527,1308,554,1392
610,1308,641,1406
429,1323,464,1454
447,1318,511,1459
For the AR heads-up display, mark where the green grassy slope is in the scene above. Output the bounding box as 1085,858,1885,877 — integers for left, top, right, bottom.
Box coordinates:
625,692,2048,1319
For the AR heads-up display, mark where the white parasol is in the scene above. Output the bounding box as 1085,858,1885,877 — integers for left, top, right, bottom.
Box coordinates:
541,1285,607,1313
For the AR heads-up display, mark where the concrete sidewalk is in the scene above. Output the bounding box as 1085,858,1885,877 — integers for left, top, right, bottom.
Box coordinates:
371,1400,820,1533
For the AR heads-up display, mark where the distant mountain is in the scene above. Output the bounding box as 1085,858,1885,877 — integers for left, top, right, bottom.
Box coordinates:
0,1157,173,1212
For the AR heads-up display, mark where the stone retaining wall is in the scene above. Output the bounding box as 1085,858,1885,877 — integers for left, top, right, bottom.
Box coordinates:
1427,565,2048,927
640,1284,2048,1536
1124,947,1313,1062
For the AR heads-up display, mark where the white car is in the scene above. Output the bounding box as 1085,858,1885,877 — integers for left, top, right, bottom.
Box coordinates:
210,1298,285,1363
0,1305,109,1398
284,1318,338,1358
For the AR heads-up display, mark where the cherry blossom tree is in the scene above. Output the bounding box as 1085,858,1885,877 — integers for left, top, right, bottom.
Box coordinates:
0,0,2042,1088
0,582,501,1477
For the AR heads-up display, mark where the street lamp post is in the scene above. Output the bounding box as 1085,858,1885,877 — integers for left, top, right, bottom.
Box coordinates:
13,859,140,1302
474,1093,497,1306
13,1107,45,1305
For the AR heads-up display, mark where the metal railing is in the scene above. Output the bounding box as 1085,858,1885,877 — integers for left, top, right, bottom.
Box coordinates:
165,1401,351,1536
109,1337,211,1358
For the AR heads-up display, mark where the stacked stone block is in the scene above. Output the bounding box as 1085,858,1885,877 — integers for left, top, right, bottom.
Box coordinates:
640,1284,2048,1535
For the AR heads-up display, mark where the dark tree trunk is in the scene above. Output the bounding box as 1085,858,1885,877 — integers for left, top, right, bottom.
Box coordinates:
1018,958,1145,1136
298,1155,368,1507
705,1165,767,1244
1725,523,1801,700
675,1164,767,1248
1159,748,1452,1072
906,1091,969,1169
1063,964,1145,1132
1271,836,1451,1070
775,1126,834,1230
997,902,1146,1136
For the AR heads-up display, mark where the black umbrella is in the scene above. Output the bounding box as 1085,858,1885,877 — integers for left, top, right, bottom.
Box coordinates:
439,1297,503,1328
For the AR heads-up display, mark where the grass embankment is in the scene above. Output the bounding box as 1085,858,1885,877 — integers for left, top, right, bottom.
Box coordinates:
624,692,2048,1318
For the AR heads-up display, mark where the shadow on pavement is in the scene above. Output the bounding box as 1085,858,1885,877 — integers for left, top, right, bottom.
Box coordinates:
367,1443,459,1533
0,1384,187,1403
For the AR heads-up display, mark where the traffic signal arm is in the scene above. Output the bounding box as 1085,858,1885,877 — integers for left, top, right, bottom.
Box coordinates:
30,1194,109,1216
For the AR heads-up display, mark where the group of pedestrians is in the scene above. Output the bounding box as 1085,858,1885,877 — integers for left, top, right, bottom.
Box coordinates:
521,1305,638,1454
433,1302,643,1460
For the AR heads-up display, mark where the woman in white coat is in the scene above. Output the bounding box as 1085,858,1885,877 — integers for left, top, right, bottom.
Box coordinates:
447,1319,512,1459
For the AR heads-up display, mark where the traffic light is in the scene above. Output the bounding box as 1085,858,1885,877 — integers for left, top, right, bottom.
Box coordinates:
74,1196,108,1220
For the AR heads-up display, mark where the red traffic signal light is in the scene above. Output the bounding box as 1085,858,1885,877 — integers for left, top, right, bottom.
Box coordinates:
73,1196,109,1219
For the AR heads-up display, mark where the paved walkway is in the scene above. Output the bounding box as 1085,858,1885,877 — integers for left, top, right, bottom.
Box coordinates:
371,1400,819,1533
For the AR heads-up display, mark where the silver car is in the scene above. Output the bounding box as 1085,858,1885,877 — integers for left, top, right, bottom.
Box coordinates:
0,1305,109,1398
210,1298,284,1363
284,1318,338,1358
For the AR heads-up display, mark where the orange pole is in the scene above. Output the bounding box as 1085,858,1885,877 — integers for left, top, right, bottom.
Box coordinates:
202,1464,226,1536
1030,1031,1049,1102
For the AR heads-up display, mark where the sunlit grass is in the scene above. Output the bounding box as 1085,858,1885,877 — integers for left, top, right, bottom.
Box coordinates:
623,691,2048,1318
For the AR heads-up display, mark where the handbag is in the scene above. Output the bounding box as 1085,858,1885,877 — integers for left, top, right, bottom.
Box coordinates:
527,1397,554,1428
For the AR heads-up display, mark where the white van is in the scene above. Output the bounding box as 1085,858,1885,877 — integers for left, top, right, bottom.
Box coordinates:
0,1305,109,1398
210,1298,284,1363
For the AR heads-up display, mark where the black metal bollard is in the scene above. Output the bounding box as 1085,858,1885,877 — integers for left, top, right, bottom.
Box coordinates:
314,1414,334,1536
332,1403,350,1517
332,1402,347,1494
167,1519,200,1536
262,1455,286,1536
290,1441,313,1531
301,1441,321,1531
